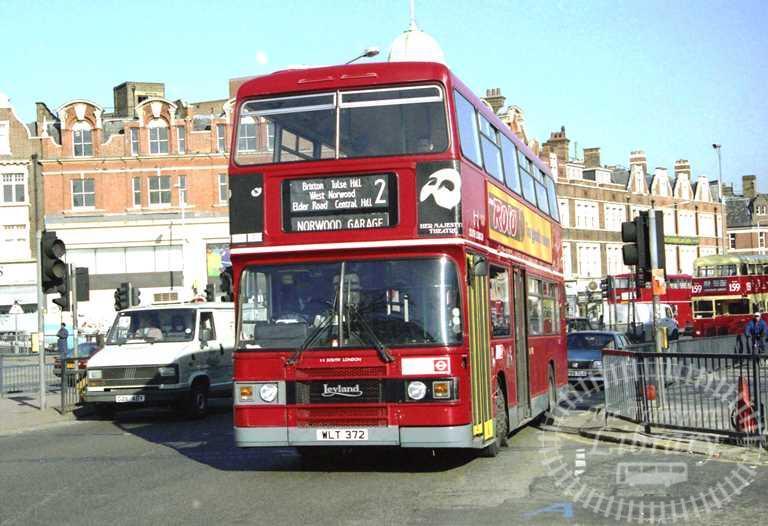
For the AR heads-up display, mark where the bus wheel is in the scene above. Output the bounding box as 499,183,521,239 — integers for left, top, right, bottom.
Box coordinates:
480,381,509,457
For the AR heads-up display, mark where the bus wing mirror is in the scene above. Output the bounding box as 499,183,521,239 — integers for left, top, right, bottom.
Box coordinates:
470,259,488,278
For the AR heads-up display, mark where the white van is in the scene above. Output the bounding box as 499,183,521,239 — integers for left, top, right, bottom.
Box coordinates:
84,302,234,418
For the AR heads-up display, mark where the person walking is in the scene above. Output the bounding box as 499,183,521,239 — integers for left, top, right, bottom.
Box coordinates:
744,312,767,353
56,323,69,356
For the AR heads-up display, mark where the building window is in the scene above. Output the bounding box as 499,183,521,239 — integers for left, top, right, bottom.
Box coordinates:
149,175,171,206
217,124,227,152
148,120,169,154
605,244,626,275
238,117,257,151
218,174,228,203
132,177,141,207
72,178,95,208
729,233,736,250
663,209,676,235
562,242,572,277
760,232,766,249
665,245,679,274
178,175,187,206
677,210,696,236
2,173,25,203
577,243,601,278
73,121,93,157
130,128,140,155
575,201,599,229
177,126,186,154
699,214,715,237
604,204,626,231
558,199,570,228
0,121,10,155
1,224,27,257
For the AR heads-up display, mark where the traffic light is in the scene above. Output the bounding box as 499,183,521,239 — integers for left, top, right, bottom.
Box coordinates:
219,268,233,302
75,267,90,302
40,231,66,292
204,284,215,302
114,282,130,311
621,212,650,269
51,266,70,311
130,286,141,307
41,231,70,311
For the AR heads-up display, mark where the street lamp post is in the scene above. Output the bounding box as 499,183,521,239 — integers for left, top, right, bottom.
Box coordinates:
345,47,380,64
712,144,726,254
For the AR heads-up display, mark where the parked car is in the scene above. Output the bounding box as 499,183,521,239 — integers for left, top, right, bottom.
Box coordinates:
567,330,630,385
567,317,595,332
84,302,235,419
53,342,102,378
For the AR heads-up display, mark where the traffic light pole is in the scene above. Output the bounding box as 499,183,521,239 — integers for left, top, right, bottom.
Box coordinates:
648,211,660,351
70,264,78,359
33,154,46,410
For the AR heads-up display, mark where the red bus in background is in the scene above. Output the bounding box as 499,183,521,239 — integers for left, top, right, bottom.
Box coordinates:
608,273,693,333
692,255,768,337
227,61,566,456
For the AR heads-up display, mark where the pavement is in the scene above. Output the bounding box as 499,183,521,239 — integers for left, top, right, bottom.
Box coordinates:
0,393,85,436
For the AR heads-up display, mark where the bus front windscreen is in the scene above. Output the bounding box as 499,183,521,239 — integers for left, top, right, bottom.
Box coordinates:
237,257,462,350
235,85,448,165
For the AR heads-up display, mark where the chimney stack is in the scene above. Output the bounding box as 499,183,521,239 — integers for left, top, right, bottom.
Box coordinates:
743,175,757,198
629,150,648,176
583,147,601,168
483,88,506,114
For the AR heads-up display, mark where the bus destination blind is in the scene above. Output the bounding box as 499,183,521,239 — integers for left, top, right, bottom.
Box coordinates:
283,173,397,232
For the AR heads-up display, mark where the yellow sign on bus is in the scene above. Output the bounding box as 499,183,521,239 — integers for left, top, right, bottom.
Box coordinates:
487,183,553,263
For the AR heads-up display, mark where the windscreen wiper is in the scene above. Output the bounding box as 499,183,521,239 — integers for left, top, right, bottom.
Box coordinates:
347,304,394,363
286,306,336,366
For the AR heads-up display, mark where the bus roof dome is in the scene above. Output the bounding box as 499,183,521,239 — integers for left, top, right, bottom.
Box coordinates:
388,21,446,64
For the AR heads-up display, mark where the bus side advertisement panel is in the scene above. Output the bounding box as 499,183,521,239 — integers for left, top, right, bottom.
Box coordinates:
486,183,553,263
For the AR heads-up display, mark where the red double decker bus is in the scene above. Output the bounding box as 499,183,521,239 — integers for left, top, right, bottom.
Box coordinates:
608,273,693,333
227,62,566,455
692,254,768,337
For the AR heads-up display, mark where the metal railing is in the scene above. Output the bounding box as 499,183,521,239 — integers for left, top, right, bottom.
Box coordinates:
604,348,767,446
0,355,58,397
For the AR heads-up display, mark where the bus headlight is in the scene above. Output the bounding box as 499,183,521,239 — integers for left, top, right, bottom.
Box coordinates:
259,383,279,403
87,369,102,380
407,381,427,400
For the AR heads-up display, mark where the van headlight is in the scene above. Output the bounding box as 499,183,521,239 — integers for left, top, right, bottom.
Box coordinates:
592,360,603,369
87,369,102,380
158,366,175,377
259,383,279,403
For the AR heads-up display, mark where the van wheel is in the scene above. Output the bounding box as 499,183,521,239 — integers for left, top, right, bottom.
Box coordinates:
94,403,115,420
480,380,508,458
185,382,208,419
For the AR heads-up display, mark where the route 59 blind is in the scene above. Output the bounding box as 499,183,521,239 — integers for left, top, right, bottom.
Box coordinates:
282,173,397,232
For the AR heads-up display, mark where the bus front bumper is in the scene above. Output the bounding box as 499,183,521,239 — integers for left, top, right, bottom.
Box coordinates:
234,424,476,448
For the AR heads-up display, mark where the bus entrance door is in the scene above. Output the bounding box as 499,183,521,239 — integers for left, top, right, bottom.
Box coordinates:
467,254,494,441
513,268,531,420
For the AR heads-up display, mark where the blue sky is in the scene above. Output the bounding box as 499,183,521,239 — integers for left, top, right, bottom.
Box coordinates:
1,0,765,190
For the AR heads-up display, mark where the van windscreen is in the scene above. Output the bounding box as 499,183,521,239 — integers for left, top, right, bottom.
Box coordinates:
107,309,196,344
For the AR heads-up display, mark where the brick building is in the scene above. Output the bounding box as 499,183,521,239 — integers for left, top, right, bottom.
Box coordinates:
0,92,42,314
36,81,234,328
483,89,722,316
725,175,768,254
